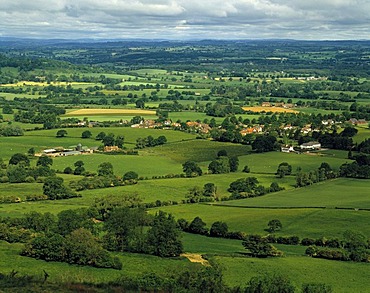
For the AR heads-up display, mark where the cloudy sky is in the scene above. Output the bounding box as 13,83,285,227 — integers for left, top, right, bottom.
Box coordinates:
0,0,369,40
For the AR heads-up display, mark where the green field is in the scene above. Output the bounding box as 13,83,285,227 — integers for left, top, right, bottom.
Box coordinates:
219,178,370,209
0,44,369,292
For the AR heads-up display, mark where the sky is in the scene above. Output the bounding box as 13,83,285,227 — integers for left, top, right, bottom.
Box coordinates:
0,0,369,40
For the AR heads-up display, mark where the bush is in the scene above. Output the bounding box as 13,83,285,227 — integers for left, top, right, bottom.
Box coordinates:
26,194,48,201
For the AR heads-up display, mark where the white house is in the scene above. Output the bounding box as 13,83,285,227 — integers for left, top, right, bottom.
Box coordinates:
300,141,321,150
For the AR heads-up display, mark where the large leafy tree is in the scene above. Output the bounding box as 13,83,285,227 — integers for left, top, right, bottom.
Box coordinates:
9,153,30,166
104,207,147,252
252,135,278,153
98,162,114,176
56,129,67,137
182,161,202,177
43,176,77,200
56,209,95,236
36,155,53,167
208,157,230,174
146,211,183,257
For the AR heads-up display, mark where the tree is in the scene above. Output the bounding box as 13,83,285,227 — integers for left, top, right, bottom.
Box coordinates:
98,162,114,176
342,230,368,261
242,235,283,257
64,166,73,174
9,153,30,166
115,135,124,148
56,209,95,236
182,161,202,177
217,149,228,157
229,156,239,172
81,130,92,139
56,129,67,138
2,104,14,114
65,228,122,269
27,147,35,156
340,127,358,137
135,99,145,109
104,207,147,252
242,165,251,173
74,160,85,175
210,221,228,238
252,135,278,153
123,171,139,181
43,176,77,200
203,183,217,197
245,273,295,293
208,157,230,174
36,155,53,167
7,164,28,183
146,211,183,257
267,219,282,232
96,131,106,140
102,134,115,146
188,217,208,235
276,162,292,178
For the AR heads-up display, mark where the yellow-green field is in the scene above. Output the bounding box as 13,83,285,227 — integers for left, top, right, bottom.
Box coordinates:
242,106,299,113
63,108,157,116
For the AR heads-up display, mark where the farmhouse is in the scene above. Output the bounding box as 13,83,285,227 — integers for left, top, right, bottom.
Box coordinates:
300,141,321,150
281,145,295,153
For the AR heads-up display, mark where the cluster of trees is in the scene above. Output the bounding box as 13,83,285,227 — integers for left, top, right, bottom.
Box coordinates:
340,154,370,178
0,153,55,184
305,230,369,262
135,135,167,149
185,183,217,203
103,208,183,257
228,177,284,199
67,161,139,191
22,228,122,269
96,132,124,148
313,126,357,150
208,155,239,174
177,216,230,238
43,176,79,200
1,203,184,270
296,162,336,187
0,125,23,137
205,101,245,117
12,104,65,129
242,234,284,258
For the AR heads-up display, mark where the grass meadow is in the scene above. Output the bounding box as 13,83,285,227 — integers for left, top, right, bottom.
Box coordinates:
0,240,193,284
181,233,370,292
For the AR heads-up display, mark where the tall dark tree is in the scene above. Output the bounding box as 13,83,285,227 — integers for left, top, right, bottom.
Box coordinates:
252,135,278,153
229,156,239,172
188,217,208,235
104,207,147,252
146,211,183,257
210,221,228,238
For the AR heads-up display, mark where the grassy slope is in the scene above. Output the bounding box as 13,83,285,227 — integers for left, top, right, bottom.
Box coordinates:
182,233,370,292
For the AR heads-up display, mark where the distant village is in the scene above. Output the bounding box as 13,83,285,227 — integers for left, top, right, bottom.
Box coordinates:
55,101,367,157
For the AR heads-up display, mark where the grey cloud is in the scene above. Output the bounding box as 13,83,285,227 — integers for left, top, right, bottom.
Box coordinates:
0,0,369,39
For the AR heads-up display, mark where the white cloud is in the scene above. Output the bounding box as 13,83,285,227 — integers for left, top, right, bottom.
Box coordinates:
0,0,368,39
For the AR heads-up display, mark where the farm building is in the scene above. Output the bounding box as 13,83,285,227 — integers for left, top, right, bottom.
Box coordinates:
300,141,321,150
